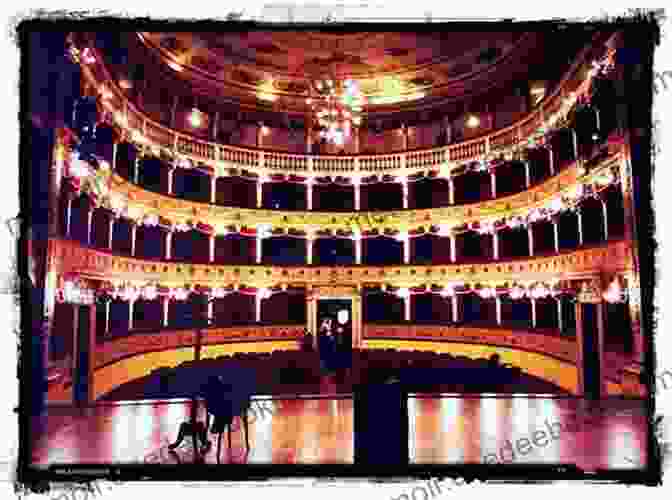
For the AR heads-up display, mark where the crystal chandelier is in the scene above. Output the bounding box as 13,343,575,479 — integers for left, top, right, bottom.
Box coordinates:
309,77,366,146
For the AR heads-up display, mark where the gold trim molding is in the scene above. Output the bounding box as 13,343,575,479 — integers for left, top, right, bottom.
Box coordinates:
51,237,634,289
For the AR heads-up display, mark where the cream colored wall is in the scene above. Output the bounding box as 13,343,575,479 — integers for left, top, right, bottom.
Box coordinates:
92,340,298,400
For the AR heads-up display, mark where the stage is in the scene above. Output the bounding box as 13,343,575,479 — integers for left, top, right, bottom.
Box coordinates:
32,393,647,469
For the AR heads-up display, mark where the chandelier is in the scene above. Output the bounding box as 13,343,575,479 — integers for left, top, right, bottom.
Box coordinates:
309,77,366,146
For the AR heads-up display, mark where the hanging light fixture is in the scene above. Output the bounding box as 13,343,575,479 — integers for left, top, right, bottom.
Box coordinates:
309,75,366,147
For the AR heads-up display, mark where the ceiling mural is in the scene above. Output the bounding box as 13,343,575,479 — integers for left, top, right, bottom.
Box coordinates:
137,31,539,111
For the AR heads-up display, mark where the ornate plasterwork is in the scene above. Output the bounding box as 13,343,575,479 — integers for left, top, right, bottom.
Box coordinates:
52,237,634,290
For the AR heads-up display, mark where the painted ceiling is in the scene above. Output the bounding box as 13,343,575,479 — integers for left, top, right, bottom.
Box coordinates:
138,31,534,109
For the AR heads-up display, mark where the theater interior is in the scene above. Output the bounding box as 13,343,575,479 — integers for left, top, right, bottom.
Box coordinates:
24,23,655,475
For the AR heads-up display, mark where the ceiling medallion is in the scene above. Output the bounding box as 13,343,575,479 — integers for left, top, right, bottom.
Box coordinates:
309,77,366,146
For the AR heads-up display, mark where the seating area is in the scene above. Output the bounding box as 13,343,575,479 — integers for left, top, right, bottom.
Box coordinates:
100,347,565,401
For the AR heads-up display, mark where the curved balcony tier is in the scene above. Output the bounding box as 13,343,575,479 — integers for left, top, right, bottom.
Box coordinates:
66,153,623,237
46,324,637,402
77,34,618,178
51,237,634,289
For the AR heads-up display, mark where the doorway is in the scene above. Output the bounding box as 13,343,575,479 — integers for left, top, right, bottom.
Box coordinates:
317,299,353,369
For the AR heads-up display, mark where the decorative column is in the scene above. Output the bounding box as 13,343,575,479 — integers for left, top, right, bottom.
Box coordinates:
402,179,409,209
162,296,169,327
531,298,537,329
306,234,314,265
601,198,609,241
451,295,459,323
556,296,563,333
71,303,98,405
306,181,313,211
112,142,118,172
619,154,642,364
355,235,362,264
128,297,135,331
552,219,560,253
490,170,497,199
167,168,174,195
528,225,534,257
133,155,140,184
495,295,502,326
65,198,73,237
306,288,318,349
256,229,263,264
354,182,361,210
575,279,607,398
493,230,499,261
104,300,111,335
577,207,584,246
209,234,215,263
165,231,172,260
207,299,214,325
108,216,114,250
571,128,579,161
352,291,363,348
210,176,216,204
86,208,93,246
256,181,263,208
449,235,456,263
255,294,262,323
548,146,554,175
130,223,137,257
524,161,531,188
404,295,411,322
448,177,455,205
443,116,452,145
256,124,263,148
402,234,410,264
401,123,409,150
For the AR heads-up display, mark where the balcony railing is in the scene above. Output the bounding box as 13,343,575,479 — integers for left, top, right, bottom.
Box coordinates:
80,36,602,178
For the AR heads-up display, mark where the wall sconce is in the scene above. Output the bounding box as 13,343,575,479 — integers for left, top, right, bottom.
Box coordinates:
211,287,229,299
142,284,158,301
396,288,410,299
257,287,272,300
478,287,497,299
170,287,189,301
509,285,527,300
60,280,95,305
189,108,203,128
337,309,349,325
529,284,550,300
466,114,480,128
394,230,409,242
603,278,626,304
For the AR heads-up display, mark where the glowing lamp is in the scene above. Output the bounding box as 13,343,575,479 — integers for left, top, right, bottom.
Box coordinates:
466,114,480,128
142,284,158,301
509,285,527,300
189,108,203,128
396,288,410,299
603,279,625,303
337,309,349,325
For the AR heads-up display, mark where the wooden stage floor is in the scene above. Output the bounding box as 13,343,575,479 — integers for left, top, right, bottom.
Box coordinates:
32,394,648,469
410,395,648,470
